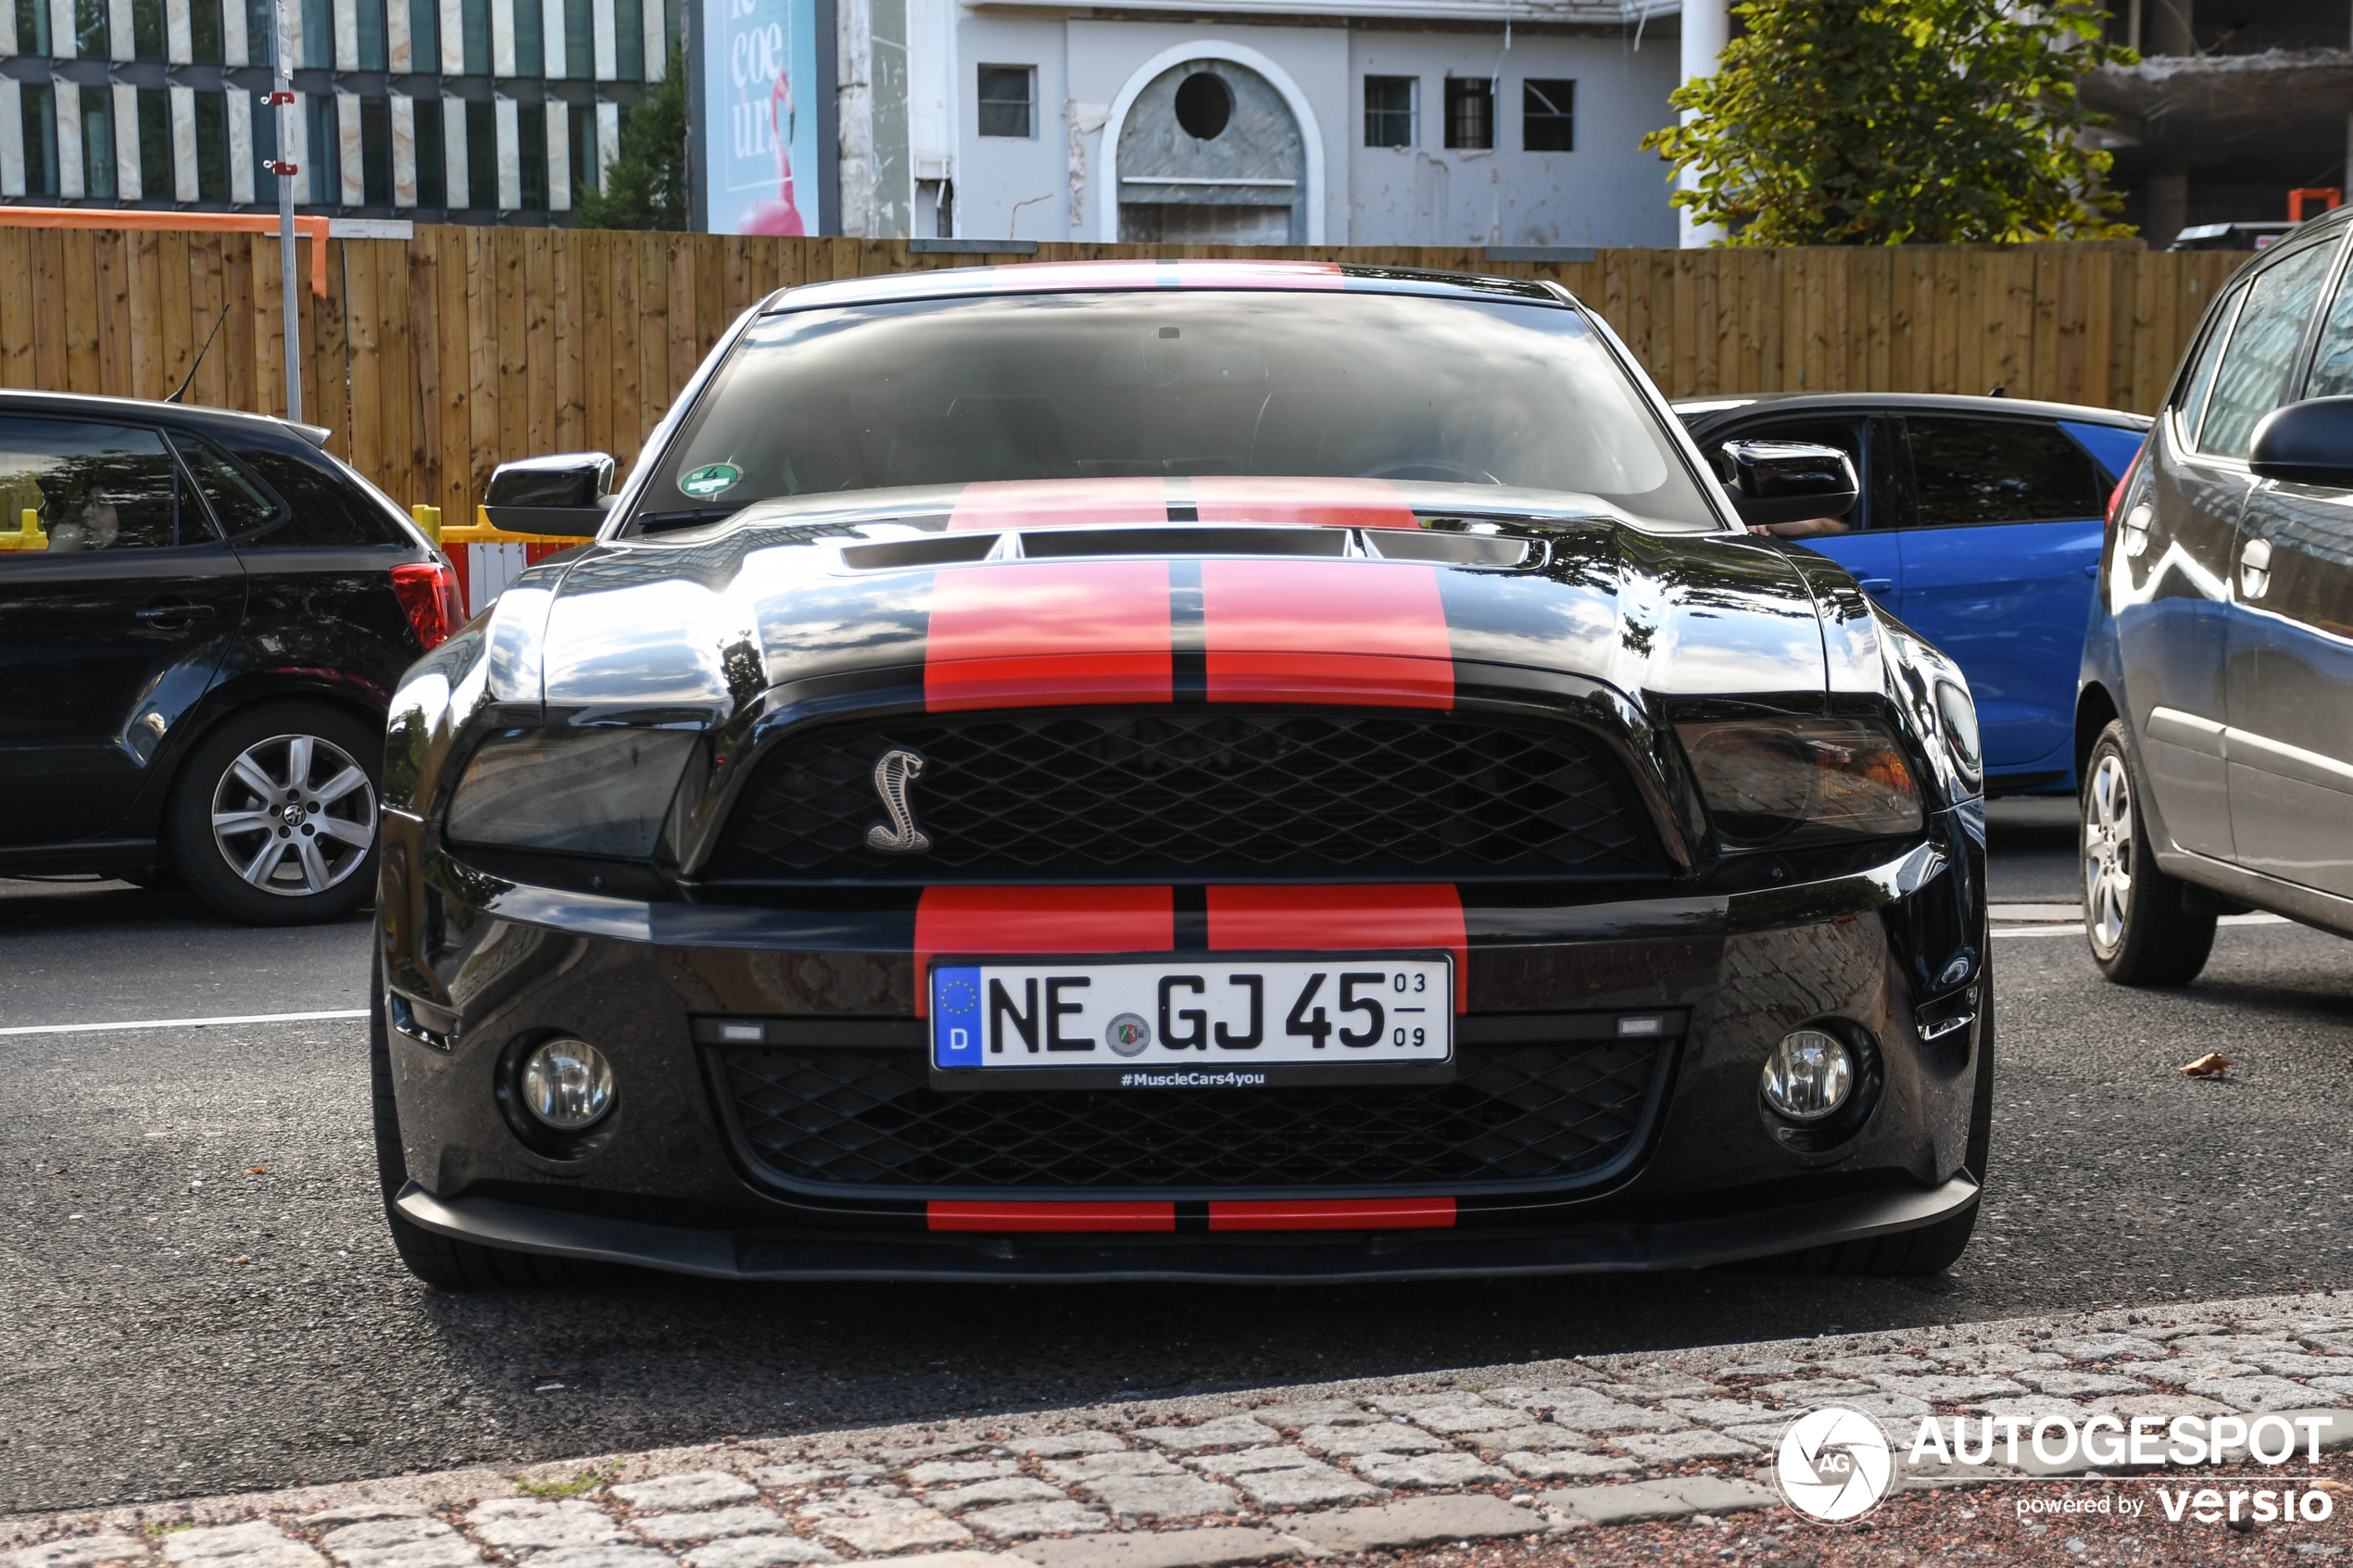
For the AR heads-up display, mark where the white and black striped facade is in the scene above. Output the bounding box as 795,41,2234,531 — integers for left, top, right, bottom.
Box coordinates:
0,0,676,221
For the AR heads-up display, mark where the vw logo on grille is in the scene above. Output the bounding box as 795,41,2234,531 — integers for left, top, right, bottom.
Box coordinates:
865,746,932,855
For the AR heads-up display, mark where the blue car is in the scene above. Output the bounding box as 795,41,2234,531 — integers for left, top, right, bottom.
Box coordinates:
1676,393,2148,794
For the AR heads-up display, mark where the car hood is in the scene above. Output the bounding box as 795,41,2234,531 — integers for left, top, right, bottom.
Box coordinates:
497,481,1840,721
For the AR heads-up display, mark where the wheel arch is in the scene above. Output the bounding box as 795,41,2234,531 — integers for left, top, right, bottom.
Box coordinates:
2074,680,2120,789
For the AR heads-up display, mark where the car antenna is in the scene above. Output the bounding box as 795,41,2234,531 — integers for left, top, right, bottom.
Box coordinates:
166,304,233,404
1987,383,2007,397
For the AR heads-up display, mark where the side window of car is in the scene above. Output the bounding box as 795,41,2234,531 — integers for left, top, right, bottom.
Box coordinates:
2197,241,2336,458
171,434,286,535
2175,283,2246,441
2302,256,2353,401
0,417,191,557
1902,417,2105,526
212,440,405,547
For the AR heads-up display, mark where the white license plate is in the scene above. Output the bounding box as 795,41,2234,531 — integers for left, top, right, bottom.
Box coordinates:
930,956,1452,1083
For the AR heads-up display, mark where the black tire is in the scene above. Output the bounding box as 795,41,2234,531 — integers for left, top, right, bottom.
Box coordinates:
2081,720,2217,986
170,700,384,926
372,949,582,1289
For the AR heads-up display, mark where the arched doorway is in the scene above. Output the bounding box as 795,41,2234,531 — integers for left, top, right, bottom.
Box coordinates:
1114,58,1306,246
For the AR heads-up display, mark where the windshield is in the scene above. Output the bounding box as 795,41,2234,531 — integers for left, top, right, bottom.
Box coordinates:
642,290,1721,532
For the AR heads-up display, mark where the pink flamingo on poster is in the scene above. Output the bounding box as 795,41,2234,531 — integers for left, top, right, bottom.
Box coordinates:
738,58,805,234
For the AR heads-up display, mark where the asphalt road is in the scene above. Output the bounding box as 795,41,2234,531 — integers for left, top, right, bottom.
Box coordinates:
5,797,2349,1515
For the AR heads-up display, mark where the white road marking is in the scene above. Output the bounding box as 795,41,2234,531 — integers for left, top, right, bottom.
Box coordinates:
1994,913,2292,939
0,1008,369,1037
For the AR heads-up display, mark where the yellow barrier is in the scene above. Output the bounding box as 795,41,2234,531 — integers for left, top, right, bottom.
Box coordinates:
415,503,587,548
0,508,47,551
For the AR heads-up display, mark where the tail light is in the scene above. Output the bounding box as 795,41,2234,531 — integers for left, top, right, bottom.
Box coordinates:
390,561,464,651
2105,446,2144,532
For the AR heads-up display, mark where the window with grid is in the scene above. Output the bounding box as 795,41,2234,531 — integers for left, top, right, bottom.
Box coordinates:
1444,76,1491,150
1523,78,1572,151
1364,75,1415,147
977,65,1033,137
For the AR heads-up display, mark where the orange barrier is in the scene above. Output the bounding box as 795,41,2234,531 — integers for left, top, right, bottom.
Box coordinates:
0,207,328,294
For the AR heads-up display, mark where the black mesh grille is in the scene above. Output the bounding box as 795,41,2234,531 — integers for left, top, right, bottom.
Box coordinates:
707,709,1656,884
717,1040,1661,1192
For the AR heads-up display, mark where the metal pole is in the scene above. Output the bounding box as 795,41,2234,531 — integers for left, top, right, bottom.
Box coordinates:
270,0,301,422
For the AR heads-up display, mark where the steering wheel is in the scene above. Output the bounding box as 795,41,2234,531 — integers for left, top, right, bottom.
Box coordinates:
1357,457,1504,484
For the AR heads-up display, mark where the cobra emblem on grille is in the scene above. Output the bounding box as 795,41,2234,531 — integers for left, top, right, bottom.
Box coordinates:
865,747,932,855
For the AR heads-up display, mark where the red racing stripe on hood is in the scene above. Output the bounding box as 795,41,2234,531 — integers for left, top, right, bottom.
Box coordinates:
1201,558,1453,708
1205,884,1467,1011
913,885,1175,1017
925,559,1173,710
1190,476,1417,530
947,478,1170,531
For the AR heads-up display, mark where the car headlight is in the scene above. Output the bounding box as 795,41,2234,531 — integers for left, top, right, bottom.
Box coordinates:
445,727,698,858
1679,717,1924,847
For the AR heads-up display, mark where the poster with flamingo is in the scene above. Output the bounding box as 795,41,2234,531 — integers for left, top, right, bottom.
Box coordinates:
702,0,822,234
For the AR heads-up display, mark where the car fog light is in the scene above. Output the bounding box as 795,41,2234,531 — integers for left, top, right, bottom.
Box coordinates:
520,1038,615,1130
1762,1029,1854,1123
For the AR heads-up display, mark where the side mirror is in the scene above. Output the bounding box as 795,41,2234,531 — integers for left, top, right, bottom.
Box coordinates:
2249,396,2353,488
1718,440,1859,530
483,452,617,537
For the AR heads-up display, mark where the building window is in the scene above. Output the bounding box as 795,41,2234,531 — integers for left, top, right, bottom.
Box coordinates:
517,100,547,207
415,99,446,205
15,0,50,55
129,0,163,56
976,65,1032,138
1364,74,1415,147
461,99,494,207
409,0,439,71
1444,77,1491,150
73,0,107,59
514,0,543,79
613,0,643,80
568,103,595,197
83,94,116,197
359,95,392,204
305,92,335,198
461,0,490,75
300,0,329,67
20,84,56,194
252,91,278,189
563,0,590,79
195,90,230,201
245,0,272,65
190,0,222,63
357,0,387,69
137,88,170,197
1522,78,1572,152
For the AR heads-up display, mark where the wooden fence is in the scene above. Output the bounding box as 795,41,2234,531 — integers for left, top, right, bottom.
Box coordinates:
0,228,2250,525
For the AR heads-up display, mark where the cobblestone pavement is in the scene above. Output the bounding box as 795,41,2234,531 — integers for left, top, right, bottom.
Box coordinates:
12,1290,2353,1567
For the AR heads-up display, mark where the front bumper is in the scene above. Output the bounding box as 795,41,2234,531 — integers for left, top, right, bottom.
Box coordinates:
377,805,1989,1280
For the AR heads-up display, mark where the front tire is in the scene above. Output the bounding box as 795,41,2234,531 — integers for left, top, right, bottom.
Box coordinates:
371,950,581,1289
170,701,383,926
2082,721,2216,986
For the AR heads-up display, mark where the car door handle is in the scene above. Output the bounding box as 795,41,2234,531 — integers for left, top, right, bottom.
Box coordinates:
1856,578,1894,595
134,602,219,621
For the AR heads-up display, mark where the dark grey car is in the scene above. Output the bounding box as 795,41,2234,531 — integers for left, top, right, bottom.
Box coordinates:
2079,203,2353,982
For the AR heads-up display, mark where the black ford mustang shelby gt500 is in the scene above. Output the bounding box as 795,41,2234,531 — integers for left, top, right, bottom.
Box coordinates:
373,260,1991,1286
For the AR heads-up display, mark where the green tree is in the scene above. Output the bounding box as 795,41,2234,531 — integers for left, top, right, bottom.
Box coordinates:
573,48,689,231
1642,0,2137,245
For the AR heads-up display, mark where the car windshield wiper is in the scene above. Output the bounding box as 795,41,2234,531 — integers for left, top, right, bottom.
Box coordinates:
635,506,747,534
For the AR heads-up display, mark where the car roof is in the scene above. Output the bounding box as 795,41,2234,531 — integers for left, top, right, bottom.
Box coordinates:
1670,390,2152,429
762,259,1565,314
0,387,332,447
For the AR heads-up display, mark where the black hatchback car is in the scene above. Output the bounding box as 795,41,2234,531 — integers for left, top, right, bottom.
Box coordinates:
2081,203,2353,982
0,392,461,924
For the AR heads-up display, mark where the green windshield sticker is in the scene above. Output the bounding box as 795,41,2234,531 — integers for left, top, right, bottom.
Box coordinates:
680,462,741,499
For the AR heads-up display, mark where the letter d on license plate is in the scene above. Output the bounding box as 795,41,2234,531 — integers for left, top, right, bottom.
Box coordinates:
930,955,1453,1089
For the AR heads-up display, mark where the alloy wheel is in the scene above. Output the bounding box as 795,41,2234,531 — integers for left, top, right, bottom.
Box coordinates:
209,733,379,897
2083,752,2134,956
